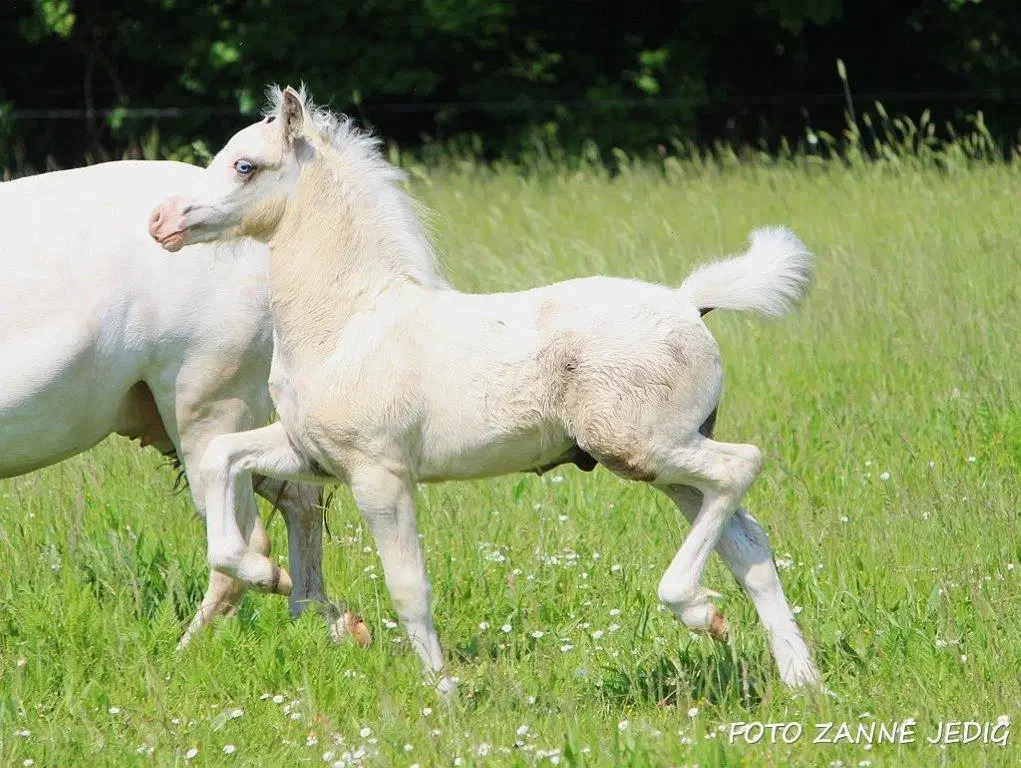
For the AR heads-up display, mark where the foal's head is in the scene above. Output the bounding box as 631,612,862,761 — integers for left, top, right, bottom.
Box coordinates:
149,86,315,252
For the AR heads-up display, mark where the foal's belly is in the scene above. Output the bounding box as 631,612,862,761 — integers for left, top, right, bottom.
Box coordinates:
415,426,576,483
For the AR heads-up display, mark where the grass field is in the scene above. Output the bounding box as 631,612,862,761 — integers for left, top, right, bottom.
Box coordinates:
2,142,1021,767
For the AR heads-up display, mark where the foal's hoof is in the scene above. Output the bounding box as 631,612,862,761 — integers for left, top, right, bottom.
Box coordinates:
708,611,728,641
344,612,372,648
267,566,293,596
436,675,457,700
328,611,372,647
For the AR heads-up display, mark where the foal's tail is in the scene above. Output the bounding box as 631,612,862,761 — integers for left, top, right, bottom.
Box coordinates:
679,227,814,318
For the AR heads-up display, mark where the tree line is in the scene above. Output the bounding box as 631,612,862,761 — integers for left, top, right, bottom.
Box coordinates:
2,0,1018,170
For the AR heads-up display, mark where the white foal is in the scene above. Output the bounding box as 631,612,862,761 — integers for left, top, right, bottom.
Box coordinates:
0,161,368,649
149,85,821,691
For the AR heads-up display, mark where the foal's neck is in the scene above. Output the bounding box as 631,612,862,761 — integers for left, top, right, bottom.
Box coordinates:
267,157,435,358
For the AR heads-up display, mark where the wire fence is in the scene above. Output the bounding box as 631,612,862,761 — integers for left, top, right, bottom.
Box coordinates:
10,90,1021,120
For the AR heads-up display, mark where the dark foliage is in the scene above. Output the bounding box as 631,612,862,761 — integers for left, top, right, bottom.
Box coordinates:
2,0,1019,168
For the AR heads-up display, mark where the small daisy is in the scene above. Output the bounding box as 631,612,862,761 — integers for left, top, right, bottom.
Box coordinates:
185,747,199,760
223,744,236,755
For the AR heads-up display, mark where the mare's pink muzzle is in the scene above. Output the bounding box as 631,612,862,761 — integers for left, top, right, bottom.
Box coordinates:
149,195,190,252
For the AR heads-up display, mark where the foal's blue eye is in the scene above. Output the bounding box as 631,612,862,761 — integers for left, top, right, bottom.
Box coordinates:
234,159,255,175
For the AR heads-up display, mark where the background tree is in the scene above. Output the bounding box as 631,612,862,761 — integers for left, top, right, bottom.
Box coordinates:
1,0,1018,170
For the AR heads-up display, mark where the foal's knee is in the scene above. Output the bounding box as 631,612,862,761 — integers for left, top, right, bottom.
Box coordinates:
198,434,237,491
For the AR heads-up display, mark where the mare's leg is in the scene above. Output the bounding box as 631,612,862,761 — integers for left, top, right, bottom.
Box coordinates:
660,485,821,688
168,388,280,647
347,465,450,694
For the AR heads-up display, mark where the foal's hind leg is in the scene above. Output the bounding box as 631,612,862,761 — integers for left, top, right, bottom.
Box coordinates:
661,485,821,688
647,436,763,636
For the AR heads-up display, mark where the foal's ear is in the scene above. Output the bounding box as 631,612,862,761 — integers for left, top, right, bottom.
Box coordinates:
280,86,305,142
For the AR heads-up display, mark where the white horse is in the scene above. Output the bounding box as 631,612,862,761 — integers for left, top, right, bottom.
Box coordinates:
0,160,368,648
148,86,822,692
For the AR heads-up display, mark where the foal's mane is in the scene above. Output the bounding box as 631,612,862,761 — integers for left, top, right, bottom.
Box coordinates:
264,85,449,290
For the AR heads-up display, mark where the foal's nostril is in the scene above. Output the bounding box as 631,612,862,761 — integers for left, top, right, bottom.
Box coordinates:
182,204,193,215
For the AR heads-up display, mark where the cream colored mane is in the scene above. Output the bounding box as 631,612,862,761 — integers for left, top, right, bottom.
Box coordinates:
265,86,449,290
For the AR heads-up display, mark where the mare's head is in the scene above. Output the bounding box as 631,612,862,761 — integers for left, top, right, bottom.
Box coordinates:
149,86,314,252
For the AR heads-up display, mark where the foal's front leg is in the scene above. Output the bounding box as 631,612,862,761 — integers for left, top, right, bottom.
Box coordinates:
177,518,269,651
198,422,369,644
348,465,451,695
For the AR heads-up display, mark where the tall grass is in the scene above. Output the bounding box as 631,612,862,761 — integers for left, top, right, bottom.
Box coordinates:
1,111,1019,766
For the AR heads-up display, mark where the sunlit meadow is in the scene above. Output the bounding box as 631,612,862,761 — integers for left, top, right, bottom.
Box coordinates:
2,122,1020,766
